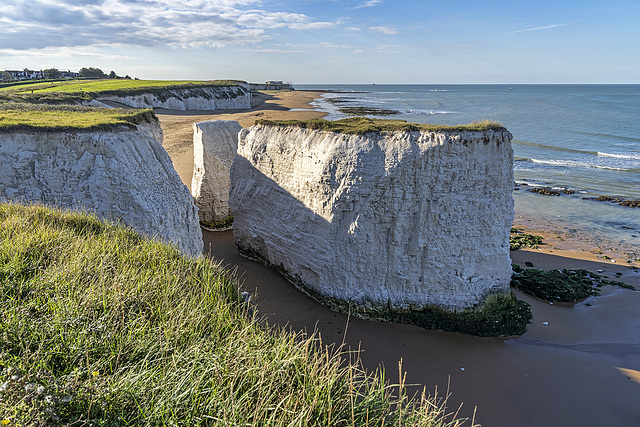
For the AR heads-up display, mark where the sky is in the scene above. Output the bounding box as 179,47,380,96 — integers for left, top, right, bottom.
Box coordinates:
1,0,639,84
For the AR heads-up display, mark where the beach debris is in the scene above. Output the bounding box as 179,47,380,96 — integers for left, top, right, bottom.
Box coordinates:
596,269,604,273
542,321,549,326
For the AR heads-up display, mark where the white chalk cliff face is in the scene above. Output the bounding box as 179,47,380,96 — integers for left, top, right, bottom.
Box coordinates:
191,120,242,224
230,124,514,313
0,127,203,257
97,85,251,110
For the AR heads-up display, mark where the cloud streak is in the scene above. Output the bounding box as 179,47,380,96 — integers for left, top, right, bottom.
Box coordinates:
504,23,571,35
352,0,382,9
0,0,335,50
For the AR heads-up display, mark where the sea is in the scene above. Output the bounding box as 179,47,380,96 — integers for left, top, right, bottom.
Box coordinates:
296,84,640,256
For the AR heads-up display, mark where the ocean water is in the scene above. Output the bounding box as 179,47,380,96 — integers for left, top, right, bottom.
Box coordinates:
296,84,640,252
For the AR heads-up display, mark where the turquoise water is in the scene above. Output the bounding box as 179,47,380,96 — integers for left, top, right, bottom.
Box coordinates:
296,84,640,250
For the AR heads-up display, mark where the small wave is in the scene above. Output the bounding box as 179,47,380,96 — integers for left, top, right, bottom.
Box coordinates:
597,152,640,161
400,109,458,115
528,158,629,171
578,130,640,144
429,89,452,92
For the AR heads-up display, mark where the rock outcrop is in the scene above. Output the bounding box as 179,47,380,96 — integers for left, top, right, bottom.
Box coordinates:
191,120,242,225
229,123,514,315
96,84,251,110
0,126,203,257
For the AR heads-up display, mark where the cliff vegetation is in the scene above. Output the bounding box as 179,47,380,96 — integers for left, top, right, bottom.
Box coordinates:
0,79,245,105
256,117,505,134
0,202,469,426
0,104,156,132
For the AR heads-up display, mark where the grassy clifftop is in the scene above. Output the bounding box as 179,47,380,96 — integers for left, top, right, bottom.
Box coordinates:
256,117,506,135
0,104,157,132
0,79,246,104
0,203,464,426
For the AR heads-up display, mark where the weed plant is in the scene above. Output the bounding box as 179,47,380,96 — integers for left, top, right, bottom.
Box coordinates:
0,202,469,426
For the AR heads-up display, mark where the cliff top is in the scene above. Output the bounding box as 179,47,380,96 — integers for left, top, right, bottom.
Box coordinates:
255,117,506,135
0,79,246,104
0,103,157,132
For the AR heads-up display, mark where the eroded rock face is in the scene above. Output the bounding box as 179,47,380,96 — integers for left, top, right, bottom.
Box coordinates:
230,124,514,314
97,85,251,110
0,128,203,257
191,120,242,224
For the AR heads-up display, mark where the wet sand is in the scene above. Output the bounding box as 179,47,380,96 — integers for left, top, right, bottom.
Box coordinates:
159,91,640,426
205,230,640,427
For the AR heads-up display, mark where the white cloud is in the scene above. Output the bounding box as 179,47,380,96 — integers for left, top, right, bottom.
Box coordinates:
504,23,571,35
352,0,382,9
345,26,361,31
0,0,335,50
369,26,399,35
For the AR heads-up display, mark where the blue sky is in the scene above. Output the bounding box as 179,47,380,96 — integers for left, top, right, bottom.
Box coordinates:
1,0,638,83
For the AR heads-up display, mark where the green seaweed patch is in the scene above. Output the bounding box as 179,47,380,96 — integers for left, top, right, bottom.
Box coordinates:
510,266,635,303
255,117,505,135
385,293,531,337
0,103,157,132
200,215,234,230
510,228,544,250
338,106,399,116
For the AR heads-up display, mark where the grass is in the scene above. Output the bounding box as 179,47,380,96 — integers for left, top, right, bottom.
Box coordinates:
0,202,470,426
0,79,242,95
255,117,505,135
0,80,246,105
0,104,156,132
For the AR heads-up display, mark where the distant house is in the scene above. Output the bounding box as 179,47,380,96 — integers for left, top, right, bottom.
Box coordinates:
1,69,45,82
1,69,79,82
250,81,294,91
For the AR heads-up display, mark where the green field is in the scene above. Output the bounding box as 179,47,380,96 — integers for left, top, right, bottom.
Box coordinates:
0,104,156,132
0,79,242,95
0,202,465,426
257,117,506,134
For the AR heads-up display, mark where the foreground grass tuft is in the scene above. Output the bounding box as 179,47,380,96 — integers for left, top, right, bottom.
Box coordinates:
256,117,505,134
0,202,468,426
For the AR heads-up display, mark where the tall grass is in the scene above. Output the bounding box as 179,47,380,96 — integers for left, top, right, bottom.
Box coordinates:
0,202,471,426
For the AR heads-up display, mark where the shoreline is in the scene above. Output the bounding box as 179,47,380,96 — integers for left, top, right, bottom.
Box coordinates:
158,90,640,426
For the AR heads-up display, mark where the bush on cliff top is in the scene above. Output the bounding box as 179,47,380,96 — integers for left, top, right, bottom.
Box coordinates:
0,202,468,426
0,104,156,132
256,117,505,134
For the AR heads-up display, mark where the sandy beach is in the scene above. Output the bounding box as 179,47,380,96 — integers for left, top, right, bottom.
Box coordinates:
157,91,640,426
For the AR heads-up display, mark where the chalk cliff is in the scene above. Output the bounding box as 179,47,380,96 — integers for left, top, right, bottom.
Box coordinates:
0,125,203,257
191,120,242,224
230,122,514,314
96,84,251,110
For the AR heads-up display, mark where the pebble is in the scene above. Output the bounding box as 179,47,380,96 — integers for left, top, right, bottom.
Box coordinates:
542,321,549,326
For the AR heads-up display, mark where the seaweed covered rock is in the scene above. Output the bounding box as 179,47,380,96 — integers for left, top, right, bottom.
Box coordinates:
230,119,516,331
